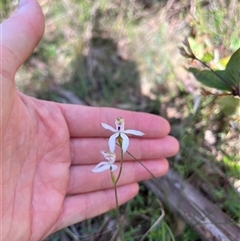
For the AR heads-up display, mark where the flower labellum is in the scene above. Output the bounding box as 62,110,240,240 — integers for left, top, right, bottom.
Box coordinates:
101,117,144,153
92,151,117,173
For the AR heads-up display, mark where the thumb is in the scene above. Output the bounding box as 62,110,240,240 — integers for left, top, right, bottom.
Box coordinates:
1,0,45,79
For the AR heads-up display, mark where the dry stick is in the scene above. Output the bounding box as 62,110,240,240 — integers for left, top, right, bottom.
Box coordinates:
127,118,240,241
144,168,240,241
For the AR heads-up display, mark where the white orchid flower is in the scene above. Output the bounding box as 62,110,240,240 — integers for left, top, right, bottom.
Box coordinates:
101,117,144,153
92,151,117,173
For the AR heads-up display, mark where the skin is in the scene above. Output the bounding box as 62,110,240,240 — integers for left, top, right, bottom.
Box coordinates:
0,0,179,240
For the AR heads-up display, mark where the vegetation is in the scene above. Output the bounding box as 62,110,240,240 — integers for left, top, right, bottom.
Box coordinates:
3,0,240,240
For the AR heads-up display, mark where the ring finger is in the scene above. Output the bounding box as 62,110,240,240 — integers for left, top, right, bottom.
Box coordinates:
67,158,168,194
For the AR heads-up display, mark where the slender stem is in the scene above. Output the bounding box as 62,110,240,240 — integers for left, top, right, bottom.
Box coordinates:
111,171,123,240
183,39,232,91
111,172,119,208
115,147,124,184
110,137,124,240
114,142,158,182
191,54,234,92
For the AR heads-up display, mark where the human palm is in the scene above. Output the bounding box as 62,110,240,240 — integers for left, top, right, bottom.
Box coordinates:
3,94,71,240
1,1,179,241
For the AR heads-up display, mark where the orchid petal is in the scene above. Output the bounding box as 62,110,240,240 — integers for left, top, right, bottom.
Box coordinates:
124,129,145,136
100,150,107,157
120,132,129,153
101,123,116,132
110,164,118,172
92,161,110,173
109,132,119,152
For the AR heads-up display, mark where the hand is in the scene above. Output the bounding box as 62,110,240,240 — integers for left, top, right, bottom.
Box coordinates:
1,1,179,240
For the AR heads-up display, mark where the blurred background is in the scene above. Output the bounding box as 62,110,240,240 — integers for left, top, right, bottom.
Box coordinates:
2,0,240,240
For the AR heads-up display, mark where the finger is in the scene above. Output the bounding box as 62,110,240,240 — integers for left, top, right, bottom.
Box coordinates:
1,0,44,77
70,136,179,164
67,159,168,194
60,105,170,138
54,183,139,232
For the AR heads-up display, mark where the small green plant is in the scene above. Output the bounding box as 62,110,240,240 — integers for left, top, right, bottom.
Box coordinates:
180,41,240,96
180,40,240,120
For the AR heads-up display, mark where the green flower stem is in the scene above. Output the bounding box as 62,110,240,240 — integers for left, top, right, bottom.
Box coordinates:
110,137,124,239
111,172,119,209
111,170,123,240
115,148,123,184
115,137,124,184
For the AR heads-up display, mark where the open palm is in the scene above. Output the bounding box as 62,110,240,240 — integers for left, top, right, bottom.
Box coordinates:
1,1,179,241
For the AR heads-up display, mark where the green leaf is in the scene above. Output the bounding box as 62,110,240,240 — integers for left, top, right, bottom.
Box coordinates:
216,96,240,116
225,47,240,88
188,37,205,59
202,52,214,63
188,68,231,91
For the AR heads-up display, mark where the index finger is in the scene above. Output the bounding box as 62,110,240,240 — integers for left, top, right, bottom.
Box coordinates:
60,104,170,138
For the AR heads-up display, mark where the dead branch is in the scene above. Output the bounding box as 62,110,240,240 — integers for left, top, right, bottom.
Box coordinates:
143,168,240,241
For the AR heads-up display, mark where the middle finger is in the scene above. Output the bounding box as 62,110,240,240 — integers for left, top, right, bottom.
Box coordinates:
70,135,178,165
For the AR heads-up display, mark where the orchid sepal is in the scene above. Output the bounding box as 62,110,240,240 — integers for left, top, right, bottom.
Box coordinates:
120,132,129,153
109,132,119,152
123,129,144,136
101,123,116,132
